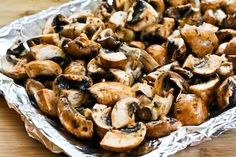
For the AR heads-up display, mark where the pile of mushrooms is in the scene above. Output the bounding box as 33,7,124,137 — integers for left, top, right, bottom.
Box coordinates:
2,0,236,153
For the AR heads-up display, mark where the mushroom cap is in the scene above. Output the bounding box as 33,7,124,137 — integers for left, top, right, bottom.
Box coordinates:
89,82,136,106
180,24,219,57
100,122,146,152
173,94,208,126
34,89,57,117
217,75,236,110
111,97,139,129
25,60,62,78
146,117,182,138
92,104,112,138
57,96,94,138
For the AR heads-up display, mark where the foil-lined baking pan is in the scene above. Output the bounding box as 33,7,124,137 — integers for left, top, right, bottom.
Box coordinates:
0,0,236,157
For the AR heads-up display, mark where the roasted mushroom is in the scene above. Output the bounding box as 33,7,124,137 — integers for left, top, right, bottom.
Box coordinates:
132,83,153,98
100,122,146,152
109,68,134,86
89,82,135,105
63,33,101,58
87,58,106,78
92,104,112,138
64,60,86,76
146,117,182,138
111,97,139,129
25,60,62,78
57,96,93,138
146,44,167,66
173,94,208,126
27,33,61,47
129,41,145,50
25,79,45,97
113,0,134,12
180,24,219,57
224,37,236,55
217,75,236,110
34,89,57,117
108,11,127,28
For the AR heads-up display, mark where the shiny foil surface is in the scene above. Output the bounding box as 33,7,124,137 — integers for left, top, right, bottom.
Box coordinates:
0,0,236,157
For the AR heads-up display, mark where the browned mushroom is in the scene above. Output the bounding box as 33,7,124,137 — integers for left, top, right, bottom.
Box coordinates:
34,89,57,117
132,83,153,98
129,41,145,50
224,37,236,55
221,0,236,15
89,82,135,106
173,94,208,126
146,44,167,66
25,79,45,97
100,122,146,152
146,117,182,138
113,0,134,12
109,68,134,86
217,75,236,110
64,60,86,76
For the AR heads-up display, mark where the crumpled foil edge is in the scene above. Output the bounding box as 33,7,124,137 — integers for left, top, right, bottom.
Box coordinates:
0,0,236,157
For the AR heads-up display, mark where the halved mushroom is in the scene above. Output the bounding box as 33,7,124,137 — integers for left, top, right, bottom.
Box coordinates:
189,76,220,104
96,28,120,50
180,24,219,57
25,60,62,78
109,68,134,86
87,58,106,78
53,74,92,108
92,104,112,138
34,89,57,117
1,55,27,79
146,44,167,66
98,49,127,70
57,96,93,138
25,79,45,97
43,14,69,34
191,54,223,77
146,117,182,138
100,122,146,152
64,60,86,76
173,94,208,126
63,33,101,58
126,0,159,31
59,23,86,39
30,44,65,61
119,44,159,73
132,83,153,98
27,33,61,47
217,61,234,79
139,93,174,121
111,97,139,129
89,82,135,106
217,75,236,110
129,41,145,50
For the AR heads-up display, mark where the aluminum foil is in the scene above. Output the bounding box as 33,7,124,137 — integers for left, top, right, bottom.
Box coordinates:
0,0,236,157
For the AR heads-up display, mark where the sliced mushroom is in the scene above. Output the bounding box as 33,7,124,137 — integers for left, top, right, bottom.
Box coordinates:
217,75,236,110
57,96,93,138
25,79,45,97
64,60,86,76
1,55,27,79
146,117,182,138
53,74,92,108
180,24,219,57
92,104,112,138
119,44,159,73
27,33,61,47
34,89,57,117
89,82,135,106
25,60,62,78
146,44,167,66
100,122,146,152
63,33,101,58
189,76,220,104
87,58,106,78
126,0,159,31
132,83,153,98
98,49,127,70
111,97,139,129
173,94,208,126
140,93,174,121
96,28,120,50
192,54,223,77
109,68,134,86
30,44,65,61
